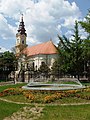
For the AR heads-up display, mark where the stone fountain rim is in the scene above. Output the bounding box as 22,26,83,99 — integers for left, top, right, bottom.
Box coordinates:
22,83,85,91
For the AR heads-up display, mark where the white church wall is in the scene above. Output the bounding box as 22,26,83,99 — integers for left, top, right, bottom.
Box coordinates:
27,54,58,70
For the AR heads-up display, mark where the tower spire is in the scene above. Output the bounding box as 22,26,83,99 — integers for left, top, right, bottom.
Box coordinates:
16,14,27,55
17,14,27,36
21,14,23,22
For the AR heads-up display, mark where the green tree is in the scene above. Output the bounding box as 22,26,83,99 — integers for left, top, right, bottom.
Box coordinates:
70,21,83,78
38,62,50,78
0,51,17,81
58,35,71,74
79,10,90,79
51,60,63,78
79,10,90,38
57,21,83,79
51,35,71,78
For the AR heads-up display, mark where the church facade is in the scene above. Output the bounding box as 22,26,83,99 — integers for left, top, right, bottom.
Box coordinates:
15,15,58,82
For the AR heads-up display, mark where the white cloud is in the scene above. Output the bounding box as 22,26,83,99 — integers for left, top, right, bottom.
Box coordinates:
0,0,82,49
0,14,15,40
79,28,88,39
65,25,88,40
0,46,8,52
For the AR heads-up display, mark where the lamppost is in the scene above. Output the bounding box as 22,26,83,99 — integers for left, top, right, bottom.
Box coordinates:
20,63,25,82
83,59,87,79
87,61,90,81
27,64,31,83
13,61,17,84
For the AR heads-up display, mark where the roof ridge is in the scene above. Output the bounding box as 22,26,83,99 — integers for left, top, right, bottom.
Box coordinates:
28,40,53,48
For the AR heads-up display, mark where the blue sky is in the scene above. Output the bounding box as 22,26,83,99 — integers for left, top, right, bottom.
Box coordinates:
68,0,90,17
0,0,90,52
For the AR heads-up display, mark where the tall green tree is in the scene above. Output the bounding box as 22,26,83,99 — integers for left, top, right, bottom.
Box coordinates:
0,51,17,80
79,10,90,38
56,21,83,79
51,35,71,78
70,21,83,78
57,35,71,75
79,10,90,79
79,10,90,61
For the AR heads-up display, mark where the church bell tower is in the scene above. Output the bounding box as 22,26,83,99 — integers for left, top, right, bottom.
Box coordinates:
16,14,27,55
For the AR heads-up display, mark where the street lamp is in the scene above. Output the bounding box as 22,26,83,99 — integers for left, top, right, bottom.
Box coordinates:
83,58,87,79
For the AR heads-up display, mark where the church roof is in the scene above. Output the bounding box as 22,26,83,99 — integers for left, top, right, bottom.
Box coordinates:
23,40,58,57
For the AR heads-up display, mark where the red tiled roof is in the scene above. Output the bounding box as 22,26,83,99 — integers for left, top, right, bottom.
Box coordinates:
23,40,58,57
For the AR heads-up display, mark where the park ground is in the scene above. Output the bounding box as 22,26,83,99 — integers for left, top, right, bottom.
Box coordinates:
0,82,90,120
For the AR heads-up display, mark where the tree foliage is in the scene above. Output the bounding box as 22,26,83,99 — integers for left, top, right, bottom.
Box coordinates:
52,21,84,79
70,21,83,77
51,10,90,80
0,51,17,80
38,62,50,77
79,10,90,36
79,10,90,78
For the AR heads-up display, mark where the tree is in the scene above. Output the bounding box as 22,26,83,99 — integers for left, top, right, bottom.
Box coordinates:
57,21,84,79
38,62,50,78
11,46,16,54
79,10,90,79
79,10,90,62
79,10,90,38
0,51,17,81
58,35,71,75
51,60,63,78
70,21,83,78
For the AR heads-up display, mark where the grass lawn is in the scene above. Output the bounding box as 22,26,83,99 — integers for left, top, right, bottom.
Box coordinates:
39,104,90,120
2,94,90,104
0,83,26,92
0,100,25,120
82,82,90,86
0,100,90,120
45,80,80,85
0,82,90,120
0,83,27,119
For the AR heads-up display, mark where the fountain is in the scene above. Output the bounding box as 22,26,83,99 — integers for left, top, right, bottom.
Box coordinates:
22,77,85,90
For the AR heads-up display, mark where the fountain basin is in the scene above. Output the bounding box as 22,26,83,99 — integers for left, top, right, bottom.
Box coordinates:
22,83,85,91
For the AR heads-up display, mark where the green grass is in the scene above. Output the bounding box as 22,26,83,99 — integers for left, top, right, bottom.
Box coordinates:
0,100,90,120
0,83,26,92
82,82,90,86
1,101,90,120
39,104,90,120
0,100,25,120
2,95,90,104
0,83,90,119
45,81,80,85
0,83,27,119
1,82,90,104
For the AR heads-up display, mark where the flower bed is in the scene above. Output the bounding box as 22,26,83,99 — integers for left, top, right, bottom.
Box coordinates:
0,87,90,103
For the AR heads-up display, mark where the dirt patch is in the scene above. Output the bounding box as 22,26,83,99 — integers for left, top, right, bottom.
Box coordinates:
4,106,44,120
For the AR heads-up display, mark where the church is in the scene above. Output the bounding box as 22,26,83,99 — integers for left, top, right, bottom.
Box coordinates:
15,15,58,82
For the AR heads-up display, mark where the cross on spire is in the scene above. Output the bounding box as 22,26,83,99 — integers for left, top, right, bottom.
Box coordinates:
21,13,23,22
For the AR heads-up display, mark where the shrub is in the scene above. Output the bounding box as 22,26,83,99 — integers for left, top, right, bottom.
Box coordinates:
0,88,24,96
44,95,55,103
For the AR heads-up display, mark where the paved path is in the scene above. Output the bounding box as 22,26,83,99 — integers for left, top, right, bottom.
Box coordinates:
0,97,90,106
0,81,14,86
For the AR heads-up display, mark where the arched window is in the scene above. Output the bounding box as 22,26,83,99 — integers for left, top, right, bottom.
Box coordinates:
22,40,24,44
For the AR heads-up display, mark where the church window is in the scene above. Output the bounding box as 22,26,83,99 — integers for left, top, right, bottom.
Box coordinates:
22,40,24,44
32,62,34,69
17,39,20,43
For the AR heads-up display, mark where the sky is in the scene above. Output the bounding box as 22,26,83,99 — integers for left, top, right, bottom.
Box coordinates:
0,0,90,52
